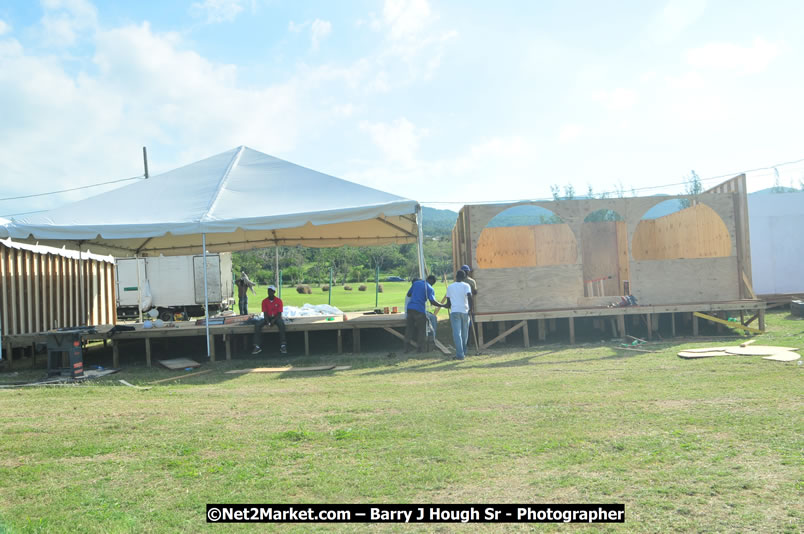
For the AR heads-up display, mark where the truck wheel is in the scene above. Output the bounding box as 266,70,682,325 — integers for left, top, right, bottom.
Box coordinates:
159,310,174,322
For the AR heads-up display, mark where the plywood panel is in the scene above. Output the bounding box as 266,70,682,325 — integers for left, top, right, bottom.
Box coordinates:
630,258,739,304
473,265,583,313
632,204,732,260
615,221,629,294
476,224,577,269
581,222,620,295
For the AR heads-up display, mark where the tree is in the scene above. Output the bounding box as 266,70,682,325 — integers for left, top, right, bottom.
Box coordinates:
680,170,702,209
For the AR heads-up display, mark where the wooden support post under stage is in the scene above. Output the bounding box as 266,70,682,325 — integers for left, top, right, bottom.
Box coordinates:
209,335,216,362
112,340,119,368
145,337,152,368
537,319,546,341
609,318,617,338
225,335,232,360
568,317,575,345
645,314,652,340
498,321,507,343
304,331,310,356
522,321,530,348
758,309,765,332
670,313,676,337
477,323,484,348
352,328,361,353
692,313,699,336
337,329,343,353
618,315,626,341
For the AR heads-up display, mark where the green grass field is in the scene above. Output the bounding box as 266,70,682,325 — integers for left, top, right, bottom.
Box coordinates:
247,281,420,313
0,310,802,533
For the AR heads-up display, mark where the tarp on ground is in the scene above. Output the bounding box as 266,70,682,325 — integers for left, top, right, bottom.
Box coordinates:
2,146,421,256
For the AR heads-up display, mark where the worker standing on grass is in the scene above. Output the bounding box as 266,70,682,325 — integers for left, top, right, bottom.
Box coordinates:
235,271,256,315
252,285,287,355
461,264,478,354
444,270,473,360
404,275,442,353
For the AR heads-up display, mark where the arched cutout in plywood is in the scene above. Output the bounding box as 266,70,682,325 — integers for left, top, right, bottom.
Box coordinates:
632,200,732,260
476,204,577,269
581,209,627,296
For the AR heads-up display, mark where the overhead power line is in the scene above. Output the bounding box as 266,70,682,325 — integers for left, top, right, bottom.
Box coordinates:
0,174,144,202
422,157,804,204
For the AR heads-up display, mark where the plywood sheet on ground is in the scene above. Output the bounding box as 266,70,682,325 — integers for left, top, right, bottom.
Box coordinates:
762,352,801,361
158,358,202,370
225,365,336,374
681,347,739,353
725,346,799,356
678,350,729,358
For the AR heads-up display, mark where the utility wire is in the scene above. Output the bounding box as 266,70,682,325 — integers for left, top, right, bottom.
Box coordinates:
422,157,804,204
0,174,144,202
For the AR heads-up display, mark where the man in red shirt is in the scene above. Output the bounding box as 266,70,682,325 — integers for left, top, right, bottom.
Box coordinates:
252,285,287,354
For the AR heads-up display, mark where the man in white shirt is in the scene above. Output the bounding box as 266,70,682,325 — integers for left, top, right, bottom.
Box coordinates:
444,270,473,360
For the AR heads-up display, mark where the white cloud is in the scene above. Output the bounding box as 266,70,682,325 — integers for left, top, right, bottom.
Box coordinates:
0,20,11,35
687,38,780,75
0,21,334,212
558,124,585,143
360,118,425,163
366,0,456,83
289,18,333,51
592,88,638,111
39,0,98,46
190,0,248,24
383,0,432,40
311,19,332,50
345,135,544,203
650,0,707,43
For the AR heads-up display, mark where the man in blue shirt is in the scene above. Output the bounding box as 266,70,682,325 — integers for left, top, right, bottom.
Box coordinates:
404,274,442,353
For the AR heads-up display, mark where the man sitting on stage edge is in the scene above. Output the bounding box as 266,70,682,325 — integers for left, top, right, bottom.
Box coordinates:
404,274,442,353
252,285,287,355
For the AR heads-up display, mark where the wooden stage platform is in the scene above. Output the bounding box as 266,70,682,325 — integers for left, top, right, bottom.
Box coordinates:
2,299,766,366
1,312,432,368
472,299,766,349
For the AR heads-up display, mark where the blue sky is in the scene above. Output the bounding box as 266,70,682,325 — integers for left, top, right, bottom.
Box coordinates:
1,0,803,217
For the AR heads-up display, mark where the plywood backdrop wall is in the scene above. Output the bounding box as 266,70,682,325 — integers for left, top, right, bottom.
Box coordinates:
451,174,753,312
0,239,117,336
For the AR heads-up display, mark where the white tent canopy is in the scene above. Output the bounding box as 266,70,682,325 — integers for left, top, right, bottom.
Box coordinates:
4,146,423,257
0,146,425,359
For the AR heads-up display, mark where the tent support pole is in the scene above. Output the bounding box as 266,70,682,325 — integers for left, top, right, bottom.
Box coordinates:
135,254,143,324
203,233,210,359
416,204,426,277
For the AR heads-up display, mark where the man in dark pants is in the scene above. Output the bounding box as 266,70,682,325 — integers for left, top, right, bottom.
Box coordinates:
404,274,442,353
252,285,287,355
235,271,256,315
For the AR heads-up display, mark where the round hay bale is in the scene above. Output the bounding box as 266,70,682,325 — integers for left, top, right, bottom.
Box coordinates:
321,284,330,292
344,285,353,291
725,346,800,356
358,284,367,291
377,283,384,293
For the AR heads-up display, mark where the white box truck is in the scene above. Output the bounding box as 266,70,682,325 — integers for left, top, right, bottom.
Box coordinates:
116,253,234,321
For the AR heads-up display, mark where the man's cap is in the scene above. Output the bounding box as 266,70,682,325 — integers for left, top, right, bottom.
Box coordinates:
461,264,472,272
267,285,277,291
